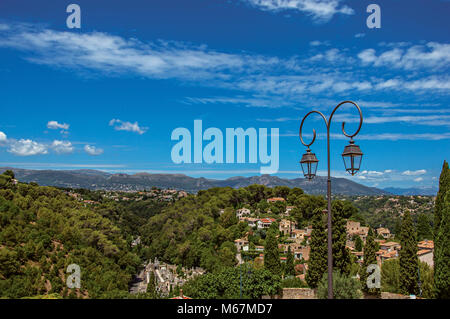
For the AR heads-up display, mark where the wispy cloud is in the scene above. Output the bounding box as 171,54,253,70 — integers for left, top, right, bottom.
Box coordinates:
289,132,450,141
183,95,294,108
358,42,450,70
348,169,431,185
109,119,148,135
402,169,427,176
0,22,448,110
333,114,450,126
240,0,354,22
0,23,279,81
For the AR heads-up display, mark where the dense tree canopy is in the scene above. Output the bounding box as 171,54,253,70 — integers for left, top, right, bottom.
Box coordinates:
0,172,141,298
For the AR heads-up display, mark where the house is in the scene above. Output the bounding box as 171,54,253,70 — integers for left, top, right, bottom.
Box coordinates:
304,226,313,238
234,238,249,252
346,220,369,241
279,219,297,236
131,236,141,247
257,218,276,229
280,243,302,254
283,206,296,216
236,208,251,219
291,229,306,243
294,246,310,261
378,250,398,262
376,227,392,239
170,289,192,300
417,240,434,251
380,242,401,252
418,250,434,268
280,257,287,263
267,197,285,203
255,245,264,252
417,240,434,267
242,217,259,228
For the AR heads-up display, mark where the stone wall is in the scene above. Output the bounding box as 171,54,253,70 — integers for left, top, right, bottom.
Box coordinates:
281,288,316,299
381,292,411,299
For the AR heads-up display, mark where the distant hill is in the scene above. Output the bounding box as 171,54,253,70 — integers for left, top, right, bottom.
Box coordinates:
383,186,438,196
0,167,390,196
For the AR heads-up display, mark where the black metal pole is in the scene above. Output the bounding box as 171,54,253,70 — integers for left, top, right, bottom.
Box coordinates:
327,126,333,299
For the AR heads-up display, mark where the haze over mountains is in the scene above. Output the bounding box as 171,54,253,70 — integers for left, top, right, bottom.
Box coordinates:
382,186,439,196
0,167,394,195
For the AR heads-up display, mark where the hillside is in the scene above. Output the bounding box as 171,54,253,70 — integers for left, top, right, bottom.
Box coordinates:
0,171,142,299
1,168,389,196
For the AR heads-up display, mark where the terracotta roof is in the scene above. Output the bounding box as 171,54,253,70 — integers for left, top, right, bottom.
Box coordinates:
267,197,285,202
418,240,434,249
260,218,276,223
381,242,400,247
417,249,432,256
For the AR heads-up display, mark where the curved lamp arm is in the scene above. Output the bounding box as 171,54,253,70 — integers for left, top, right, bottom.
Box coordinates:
329,100,363,140
299,110,328,148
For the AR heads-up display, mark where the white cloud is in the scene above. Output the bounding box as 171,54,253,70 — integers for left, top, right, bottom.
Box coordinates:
241,0,354,22
414,177,424,182
333,114,450,126
374,76,450,92
184,95,294,108
402,169,427,176
358,42,450,70
0,22,448,105
8,139,48,156
84,145,104,156
109,119,147,135
0,24,279,82
51,140,74,154
47,120,69,132
0,131,7,144
309,40,330,46
295,132,450,141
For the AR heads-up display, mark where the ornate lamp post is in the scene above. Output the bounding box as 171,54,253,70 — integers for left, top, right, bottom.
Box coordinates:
299,100,364,299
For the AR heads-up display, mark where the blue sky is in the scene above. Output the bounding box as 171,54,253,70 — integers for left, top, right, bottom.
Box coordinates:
0,0,449,189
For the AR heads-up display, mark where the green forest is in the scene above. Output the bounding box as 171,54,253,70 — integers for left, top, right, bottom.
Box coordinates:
0,160,449,299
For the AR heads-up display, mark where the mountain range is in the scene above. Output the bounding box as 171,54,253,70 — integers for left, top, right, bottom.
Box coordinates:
0,167,394,195
382,186,438,196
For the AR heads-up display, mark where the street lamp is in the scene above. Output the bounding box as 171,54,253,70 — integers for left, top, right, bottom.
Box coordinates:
300,148,319,180
298,100,364,299
342,140,363,176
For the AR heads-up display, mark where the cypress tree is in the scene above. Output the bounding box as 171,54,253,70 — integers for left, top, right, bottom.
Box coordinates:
332,201,352,276
306,210,327,288
416,213,432,241
285,246,295,277
264,230,281,275
435,161,449,235
355,235,363,252
399,210,419,295
360,228,379,294
147,271,157,298
434,160,450,298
